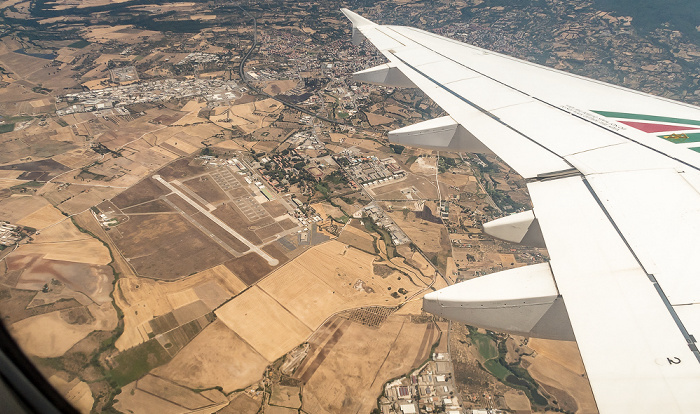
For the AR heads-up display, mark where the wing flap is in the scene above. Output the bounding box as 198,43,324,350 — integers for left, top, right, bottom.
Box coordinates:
529,176,700,412
343,11,700,412
585,169,700,305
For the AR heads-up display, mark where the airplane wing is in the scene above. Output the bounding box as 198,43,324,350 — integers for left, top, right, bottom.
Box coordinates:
342,9,700,413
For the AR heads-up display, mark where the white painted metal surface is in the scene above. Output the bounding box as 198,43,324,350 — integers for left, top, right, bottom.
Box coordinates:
585,169,700,305
529,177,700,413
342,9,700,412
423,263,568,338
388,116,492,153
352,63,416,88
483,210,545,248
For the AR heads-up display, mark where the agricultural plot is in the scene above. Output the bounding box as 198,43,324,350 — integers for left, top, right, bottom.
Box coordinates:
364,112,395,126
16,203,67,229
525,339,597,414
115,264,247,351
0,159,71,182
114,373,228,414
216,241,431,365
210,98,281,134
152,320,269,393
299,315,437,414
215,285,312,362
386,204,450,256
9,303,117,358
0,195,50,223
262,80,298,96
258,240,425,329
109,213,231,279
337,219,377,254
7,254,114,304
218,393,261,414
48,375,94,414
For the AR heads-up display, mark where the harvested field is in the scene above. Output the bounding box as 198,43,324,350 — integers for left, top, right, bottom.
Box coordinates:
48,375,94,414
9,303,117,358
525,339,597,414
6,254,113,304
337,220,376,253
56,186,123,215
300,315,437,414
114,374,228,414
504,390,532,413
257,241,425,330
110,213,231,279
265,407,297,414
222,252,273,286
263,80,298,95
210,98,281,133
270,384,301,408
215,285,312,362
115,264,246,351
309,202,344,221
51,148,96,170
15,237,111,265
0,195,49,223
16,204,67,229
364,112,395,126
219,393,261,414
387,208,448,254
152,320,269,393
212,140,245,151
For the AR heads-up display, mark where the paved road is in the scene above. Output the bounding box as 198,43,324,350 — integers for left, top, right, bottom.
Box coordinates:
236,7,344,126
153,175,279,266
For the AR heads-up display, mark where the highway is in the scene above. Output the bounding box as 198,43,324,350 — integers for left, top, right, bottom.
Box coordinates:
236,7,345,126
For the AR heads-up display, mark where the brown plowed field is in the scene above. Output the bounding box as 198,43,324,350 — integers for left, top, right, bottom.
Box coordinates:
301,316,436,414
112,214,231,279
152,320,269,393
182,175,228,204
111,177,169,209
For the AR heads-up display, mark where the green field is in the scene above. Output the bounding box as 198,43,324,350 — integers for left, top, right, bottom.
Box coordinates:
484,359,511,381
471,332,498,360
68,39,90,48
109,340,171,387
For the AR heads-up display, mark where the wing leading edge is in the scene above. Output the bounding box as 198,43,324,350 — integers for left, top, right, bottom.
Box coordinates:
342,9,700,413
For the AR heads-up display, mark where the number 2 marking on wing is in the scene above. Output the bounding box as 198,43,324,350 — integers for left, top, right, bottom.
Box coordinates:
667,357,681,365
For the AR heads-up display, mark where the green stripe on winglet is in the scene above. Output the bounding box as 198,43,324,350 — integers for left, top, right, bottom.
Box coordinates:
592,111,700,127
660,132,700,144
690,147,700,153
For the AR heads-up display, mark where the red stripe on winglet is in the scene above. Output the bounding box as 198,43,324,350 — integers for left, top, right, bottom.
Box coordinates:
618,120,699,133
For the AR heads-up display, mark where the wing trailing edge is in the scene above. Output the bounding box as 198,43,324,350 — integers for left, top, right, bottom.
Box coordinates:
352,63,417,88
423,263,575,340
388,116,493,154
483,210,546,248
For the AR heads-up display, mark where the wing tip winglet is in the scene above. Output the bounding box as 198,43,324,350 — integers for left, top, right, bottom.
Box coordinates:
340,8,376,27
